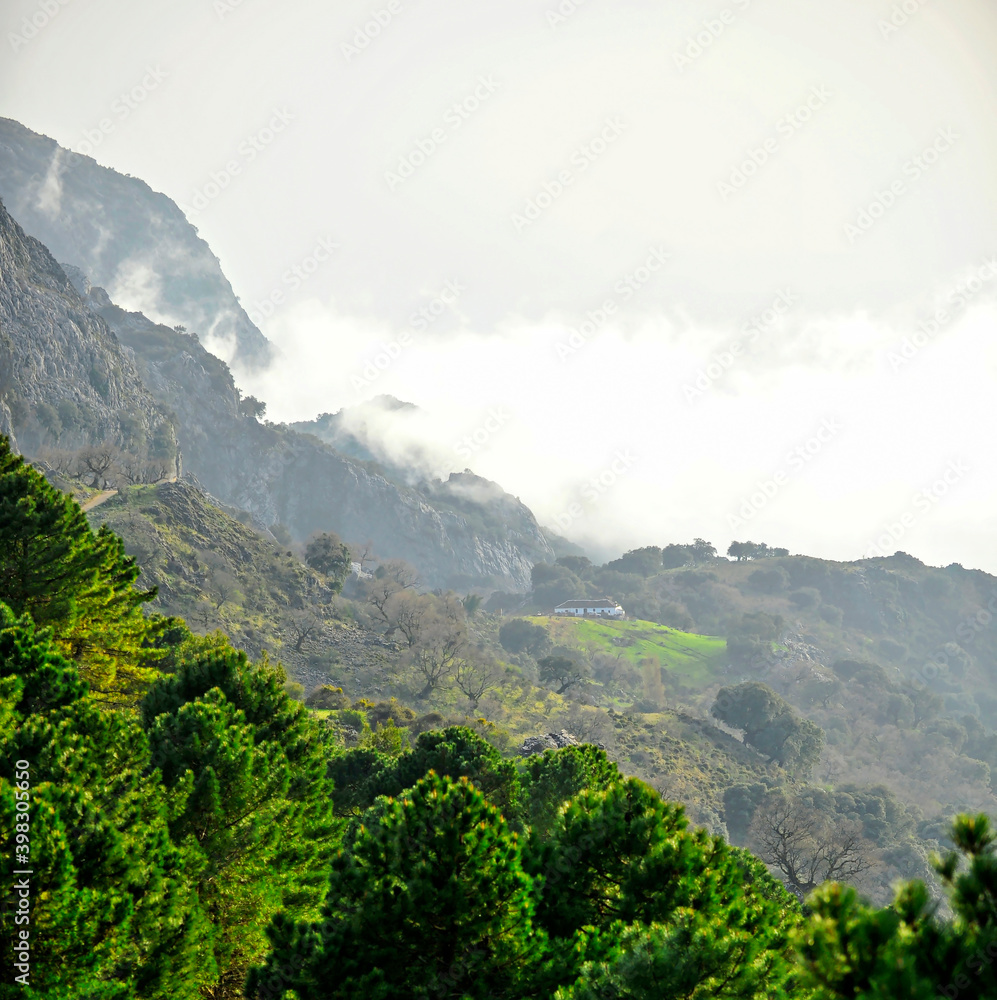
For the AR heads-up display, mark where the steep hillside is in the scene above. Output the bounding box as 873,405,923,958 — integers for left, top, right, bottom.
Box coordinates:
83,484,777,836
0,195,177,466
0,116,271,367
526,547,997,724
70,461,954,903
510,547,997,892
82,477,392,692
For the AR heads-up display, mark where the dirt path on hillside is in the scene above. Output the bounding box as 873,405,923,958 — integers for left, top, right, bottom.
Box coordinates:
81,488,118,512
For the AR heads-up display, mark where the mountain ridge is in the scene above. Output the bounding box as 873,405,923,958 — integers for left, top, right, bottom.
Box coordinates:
0,184,554,589
0,116,273,368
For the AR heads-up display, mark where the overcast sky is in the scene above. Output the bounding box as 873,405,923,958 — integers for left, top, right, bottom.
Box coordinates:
4,0,997,568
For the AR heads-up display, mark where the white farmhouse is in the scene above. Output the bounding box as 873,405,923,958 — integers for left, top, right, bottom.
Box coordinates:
553,598,625,617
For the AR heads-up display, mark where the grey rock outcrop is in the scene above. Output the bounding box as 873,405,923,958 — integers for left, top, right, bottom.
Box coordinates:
519,731,581,755
0,398,17,453
0,196,174,461
0,117,272,368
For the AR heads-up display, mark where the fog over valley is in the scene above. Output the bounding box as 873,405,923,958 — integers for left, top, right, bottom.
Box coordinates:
4,0,997,568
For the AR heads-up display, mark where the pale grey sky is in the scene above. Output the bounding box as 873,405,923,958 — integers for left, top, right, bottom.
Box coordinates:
4,0,997,568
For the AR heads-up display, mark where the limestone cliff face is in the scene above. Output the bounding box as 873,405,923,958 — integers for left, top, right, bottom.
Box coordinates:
0,117,272,368
0,196,173,461
0,399,16,453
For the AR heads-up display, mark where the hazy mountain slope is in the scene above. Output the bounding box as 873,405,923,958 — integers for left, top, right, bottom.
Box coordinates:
530,548,997,715
290,397,434,484
0,117,271,367
0,195,176,464
0,123,556,589
81,290,553,590
513,548,997,887
83,478,394,692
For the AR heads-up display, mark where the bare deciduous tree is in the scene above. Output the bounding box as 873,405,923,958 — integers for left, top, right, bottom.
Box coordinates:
77,442,119,488
148,458,176,483
114,453,144,486
193,599,214,632
350,539,375,574
390,591,431,648
288,610,324,653
454,655,500,710
408,595,468,699
749,794,874,897
211,572,243,610
36,446,77,476
365,574,430,648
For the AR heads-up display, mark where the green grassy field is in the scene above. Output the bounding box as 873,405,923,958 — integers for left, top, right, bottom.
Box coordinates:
525,615,728,686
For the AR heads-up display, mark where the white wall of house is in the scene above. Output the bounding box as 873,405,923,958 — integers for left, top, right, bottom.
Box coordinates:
554,604,624,616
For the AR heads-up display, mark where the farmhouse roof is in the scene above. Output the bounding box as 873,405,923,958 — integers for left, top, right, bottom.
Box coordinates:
555,599,620,609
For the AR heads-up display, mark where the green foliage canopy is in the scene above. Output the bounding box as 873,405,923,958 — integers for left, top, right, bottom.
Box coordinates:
0,436,162,701
0,604,209,1000
247,772,542,999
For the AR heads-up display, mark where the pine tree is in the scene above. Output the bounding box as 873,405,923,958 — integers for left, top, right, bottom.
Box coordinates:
557,918,792,1000
526,777,803,999
518,743,621,838
247,772,543,999
0,604,210,999
343,725,522,820
0,436,162,701
327,745,391,817
141,646,338,996
797,813,997,999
